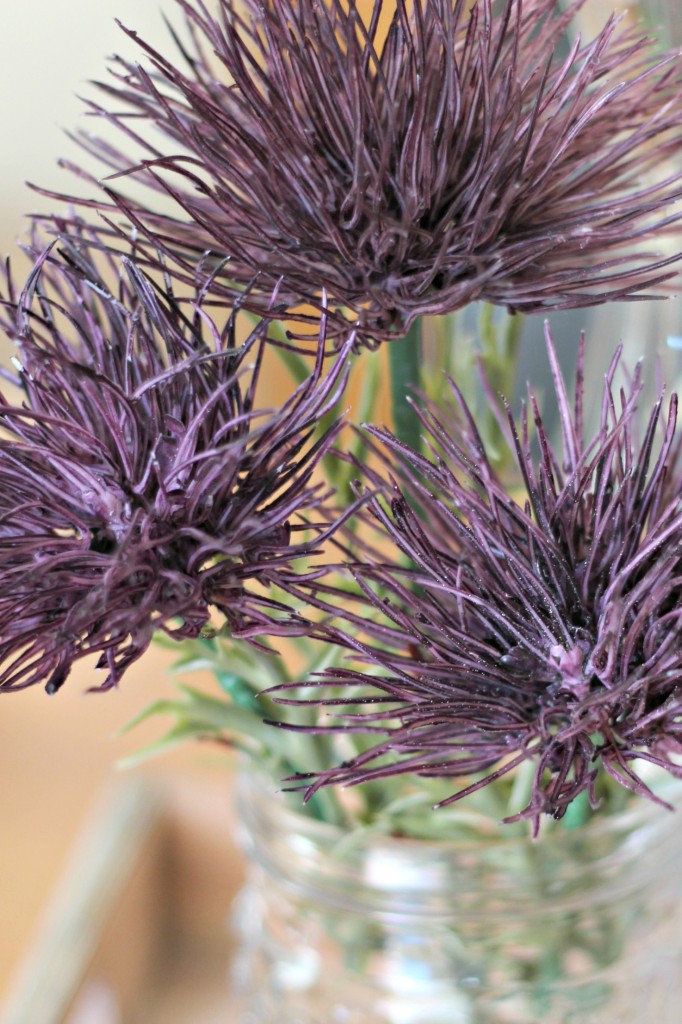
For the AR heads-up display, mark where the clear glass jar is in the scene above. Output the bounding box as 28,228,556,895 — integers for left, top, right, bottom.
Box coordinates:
230,772,682,1024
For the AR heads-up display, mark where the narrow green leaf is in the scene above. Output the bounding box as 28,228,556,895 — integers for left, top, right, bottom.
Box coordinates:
215,670,263,712
388,318,423,455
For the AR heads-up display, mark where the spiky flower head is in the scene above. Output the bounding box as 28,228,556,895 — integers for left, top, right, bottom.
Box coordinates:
52,0,682,342
276,334,682,825
0,236,349,694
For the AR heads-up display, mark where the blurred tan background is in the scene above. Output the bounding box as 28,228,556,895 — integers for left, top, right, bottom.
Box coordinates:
0,2,231,1003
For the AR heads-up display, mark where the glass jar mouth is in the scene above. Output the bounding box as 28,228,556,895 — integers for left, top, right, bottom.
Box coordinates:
231,765,682,1024
234,768,682,916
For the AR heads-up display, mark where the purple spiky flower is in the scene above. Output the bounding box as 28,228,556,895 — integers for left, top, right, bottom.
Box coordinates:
274,333,682,825
46,0,682,341
0,236,350,694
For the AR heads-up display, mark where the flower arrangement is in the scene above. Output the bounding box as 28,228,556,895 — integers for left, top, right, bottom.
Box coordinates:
4,0,682,822
5,1,682,1018
8,0,680,833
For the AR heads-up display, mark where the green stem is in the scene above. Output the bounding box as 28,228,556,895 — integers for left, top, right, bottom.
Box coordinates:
480,303,523,399
503,309,523,380
388,318,423,454
479,305,524,470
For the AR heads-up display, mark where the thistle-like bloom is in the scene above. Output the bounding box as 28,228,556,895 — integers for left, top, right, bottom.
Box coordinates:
275,334,682,824
0,237,350,694
50,0,682,340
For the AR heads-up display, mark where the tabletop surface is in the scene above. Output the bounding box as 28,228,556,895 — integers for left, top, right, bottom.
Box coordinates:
0,646,228,1002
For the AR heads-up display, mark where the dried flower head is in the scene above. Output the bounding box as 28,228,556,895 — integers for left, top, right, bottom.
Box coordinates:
48,0,682,341
275,333,682,824
0,238,349,694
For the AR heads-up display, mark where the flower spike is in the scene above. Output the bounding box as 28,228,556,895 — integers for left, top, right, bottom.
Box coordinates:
0,236,352,693
275,332,682,824
40,0,682,342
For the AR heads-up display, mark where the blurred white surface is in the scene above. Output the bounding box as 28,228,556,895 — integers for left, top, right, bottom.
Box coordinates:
0,2,170,257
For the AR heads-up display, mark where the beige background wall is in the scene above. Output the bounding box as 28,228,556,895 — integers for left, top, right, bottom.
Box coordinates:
0,4,169,254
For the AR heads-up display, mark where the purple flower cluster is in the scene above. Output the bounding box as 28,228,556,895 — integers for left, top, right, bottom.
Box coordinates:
4,0,682,826
275,334,682,823
0,236,349,693
44,0,682,341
